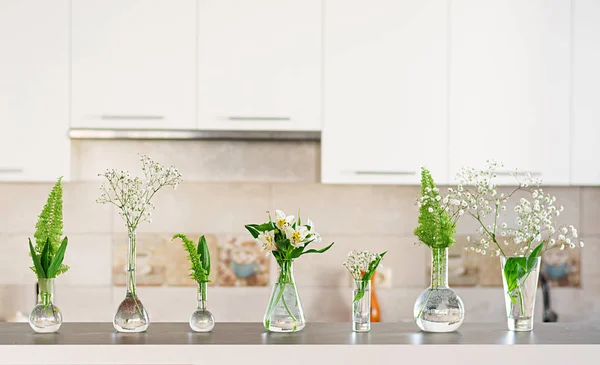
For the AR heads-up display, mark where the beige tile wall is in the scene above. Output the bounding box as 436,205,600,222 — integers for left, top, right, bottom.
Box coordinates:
0,140,598,325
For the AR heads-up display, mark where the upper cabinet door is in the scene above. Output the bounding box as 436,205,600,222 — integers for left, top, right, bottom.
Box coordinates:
322,0,448,184
71,0,196,129
449,0,571,185
197,0,322,131
0,0,70,182
572,0,600,185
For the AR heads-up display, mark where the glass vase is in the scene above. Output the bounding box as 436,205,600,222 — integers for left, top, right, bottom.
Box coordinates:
501,256,541,332
113,229,149,332
189,282,215,332
352,279,371,332
29,278,62,333
414,247,464,332
264,260,305,332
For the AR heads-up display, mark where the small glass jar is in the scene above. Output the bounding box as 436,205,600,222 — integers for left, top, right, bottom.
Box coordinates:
189,282,215,332
501,256,541,331
29,278,62,333
352,279,371,332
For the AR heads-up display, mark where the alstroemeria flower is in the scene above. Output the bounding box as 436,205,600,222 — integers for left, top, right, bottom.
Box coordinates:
275,210,295,230
257,230,276,251
306,218,322,243
285,225,309,248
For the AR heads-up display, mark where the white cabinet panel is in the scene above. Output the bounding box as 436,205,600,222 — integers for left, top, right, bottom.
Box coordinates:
572,0,600,185
450,0,571,185
322,0,448,184
71,0,196,130
197,0,321,131
0,0,69,181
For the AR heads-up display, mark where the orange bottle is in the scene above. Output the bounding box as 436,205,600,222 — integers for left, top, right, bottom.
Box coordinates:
370,271,381,322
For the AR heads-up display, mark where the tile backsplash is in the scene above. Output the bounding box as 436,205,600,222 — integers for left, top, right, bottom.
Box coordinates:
1,140,599,324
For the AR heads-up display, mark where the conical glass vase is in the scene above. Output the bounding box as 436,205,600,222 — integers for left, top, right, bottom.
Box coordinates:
264,260,305,332
29,278,62,333
113,229,149,333
414,248,464,332
189,282,215,332
501,256,541,332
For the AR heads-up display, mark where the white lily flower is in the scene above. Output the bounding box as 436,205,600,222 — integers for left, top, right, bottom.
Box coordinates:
306,218,322,243
275,210,295,230
285,225,309,248
257,230,276,251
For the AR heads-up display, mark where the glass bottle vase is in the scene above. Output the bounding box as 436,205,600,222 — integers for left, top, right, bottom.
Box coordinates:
264,260,305,332
413,247,464,332
189,282,215,332
113,229,149,332
352,279,371,332
29,278,62,333
501,256,541,332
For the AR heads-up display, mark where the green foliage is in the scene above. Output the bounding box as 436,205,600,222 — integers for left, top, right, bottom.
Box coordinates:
173,234,210,284
414,167,456,249
503,244,543,303
29,178,69,278
353,251,386,302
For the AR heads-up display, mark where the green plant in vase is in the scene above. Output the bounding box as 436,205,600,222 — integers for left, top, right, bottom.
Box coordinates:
172,234,215,332
246,210,334,332
413,167,465,332
28,177,69,333
97,155,182,332
448,160,583,331
343,250,386,332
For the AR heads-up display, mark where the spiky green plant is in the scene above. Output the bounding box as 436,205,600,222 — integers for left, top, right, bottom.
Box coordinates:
29,177,69,279
414,167,457,249
172,234,211,302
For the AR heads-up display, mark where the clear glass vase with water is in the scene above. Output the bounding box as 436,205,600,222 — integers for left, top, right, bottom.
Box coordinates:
264,260,305,332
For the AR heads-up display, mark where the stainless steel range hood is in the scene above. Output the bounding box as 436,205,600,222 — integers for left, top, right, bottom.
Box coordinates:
68,128,321,141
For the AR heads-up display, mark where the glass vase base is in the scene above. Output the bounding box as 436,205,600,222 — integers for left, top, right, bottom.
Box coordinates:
353,322,370,332
508,317,533,332
413,287,464,333
190,309,215,332
29,305,62,333
113,294,149,333
265,320,305,333
415,318,462,333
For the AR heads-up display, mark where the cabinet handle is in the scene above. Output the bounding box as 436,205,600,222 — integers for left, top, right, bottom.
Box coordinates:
0,168,23,173
227,116,291,121
354,170,416,176
495,170,541,177
100,115,165,120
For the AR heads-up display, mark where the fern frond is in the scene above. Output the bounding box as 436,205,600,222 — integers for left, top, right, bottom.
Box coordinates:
34,177,64,255
172,234,208,284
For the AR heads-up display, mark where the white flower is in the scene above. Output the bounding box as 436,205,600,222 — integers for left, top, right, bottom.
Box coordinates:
257,230,276,251
428,207,434,213
285,225,309,248
275,210,295,230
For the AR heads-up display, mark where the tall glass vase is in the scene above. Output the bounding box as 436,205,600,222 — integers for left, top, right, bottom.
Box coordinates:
29,278,62,333
113,229,149,332
264,260,305,332
189,282,215,332
413,247,464,332
352,280,371,332
501,256,541,332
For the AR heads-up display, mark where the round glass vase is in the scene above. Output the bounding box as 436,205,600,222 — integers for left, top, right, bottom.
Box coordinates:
413,247,464,332
264,260,305,332
29,278,62,333
189,282,215,332
501,256,541,332
352,279,371,332
113,229,149,333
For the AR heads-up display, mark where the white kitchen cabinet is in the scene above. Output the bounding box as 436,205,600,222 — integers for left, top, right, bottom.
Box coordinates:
71,0,196,130
197,0,322,131
0,0,70,182
322,0,448,184
449,0,571,185
572,0,600,185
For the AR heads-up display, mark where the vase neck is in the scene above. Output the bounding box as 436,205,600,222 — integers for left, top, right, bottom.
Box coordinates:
197,282,208,310
38,278,55,306
431,247,449,289
353,279,371,291
277,260,295,283
126,229,137,295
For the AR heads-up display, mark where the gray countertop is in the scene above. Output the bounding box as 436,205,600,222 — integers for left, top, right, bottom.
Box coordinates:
1,322,599,345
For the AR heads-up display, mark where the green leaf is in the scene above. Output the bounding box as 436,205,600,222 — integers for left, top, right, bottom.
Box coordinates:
244,224,261,239
29,238,45,278
173,234,207,283
527,245,543,271
198,235,211,276
353,290,365,302
46,237,68,278
289,246,304,259
363,251,387,282
40,238,51,273
301,242,335,256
